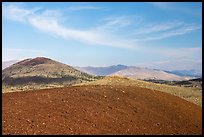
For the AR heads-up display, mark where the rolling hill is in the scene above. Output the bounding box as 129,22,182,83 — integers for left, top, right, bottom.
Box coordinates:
110,67,193,81
75,64,128,76
76,76,202,106
164,69,202,78
3,76,202,135
75,65,193,81
2,62,202,134
2,57,100,92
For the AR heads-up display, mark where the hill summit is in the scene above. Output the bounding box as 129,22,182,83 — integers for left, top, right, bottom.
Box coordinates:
2,57,99,91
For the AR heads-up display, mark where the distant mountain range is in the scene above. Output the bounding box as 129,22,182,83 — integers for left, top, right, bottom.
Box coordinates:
2,60,19,70
109,67,193,81
76,65,197,81
2,59,200,82
75,64,128,76
164,70,202,78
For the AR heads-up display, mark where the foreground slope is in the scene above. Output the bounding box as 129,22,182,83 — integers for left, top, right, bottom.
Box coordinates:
2,77,202,135
77,76,202,106
2,57,99,92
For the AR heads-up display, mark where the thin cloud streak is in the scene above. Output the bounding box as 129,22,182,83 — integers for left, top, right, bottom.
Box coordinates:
143,25,201,41
131,23,201,41
2,3,201,49
148,2,202,17
67,6,106,11
3,4,138,49
93,15,143,35
133,21,183,35
28,14,137,49
98,16,134,30
147,2,173,9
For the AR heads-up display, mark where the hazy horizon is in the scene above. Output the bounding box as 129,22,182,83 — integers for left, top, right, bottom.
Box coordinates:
2,2,202,72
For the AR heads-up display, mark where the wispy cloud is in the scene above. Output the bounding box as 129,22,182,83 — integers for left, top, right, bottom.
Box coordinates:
94,15,142,32
67,6,106,11
131,21,201,41
148,2,202,16
100,16,133,28
2,4,36,23
27,13,136,49
133,21,183,34
147,2,172,9
2,4,138,49
142,25,201,41
2,3,201,49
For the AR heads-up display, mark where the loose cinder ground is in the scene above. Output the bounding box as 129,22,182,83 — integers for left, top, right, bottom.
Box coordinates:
2,84,202,135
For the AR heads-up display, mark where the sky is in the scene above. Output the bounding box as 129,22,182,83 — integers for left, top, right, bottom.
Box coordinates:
2,2,202,72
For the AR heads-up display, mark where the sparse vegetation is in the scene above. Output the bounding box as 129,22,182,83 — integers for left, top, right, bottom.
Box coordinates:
76,76,202,107
2,82,202,135
2,57,102,92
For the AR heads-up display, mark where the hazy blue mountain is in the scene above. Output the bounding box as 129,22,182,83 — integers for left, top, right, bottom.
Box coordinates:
2,60,19,70
110,67,193,81
164,70,202,78
75,64,128,76
75,65,194,81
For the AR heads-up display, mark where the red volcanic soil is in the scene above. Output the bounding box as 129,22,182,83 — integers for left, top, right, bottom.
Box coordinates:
19,57,51,66
2,85,202,135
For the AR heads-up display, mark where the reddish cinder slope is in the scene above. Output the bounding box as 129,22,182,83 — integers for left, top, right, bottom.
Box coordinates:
2,85,202,135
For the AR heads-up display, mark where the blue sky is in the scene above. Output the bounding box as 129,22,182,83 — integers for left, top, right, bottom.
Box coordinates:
2,2,202,72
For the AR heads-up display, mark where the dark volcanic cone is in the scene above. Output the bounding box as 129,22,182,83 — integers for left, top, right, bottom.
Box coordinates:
2,57,97,87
